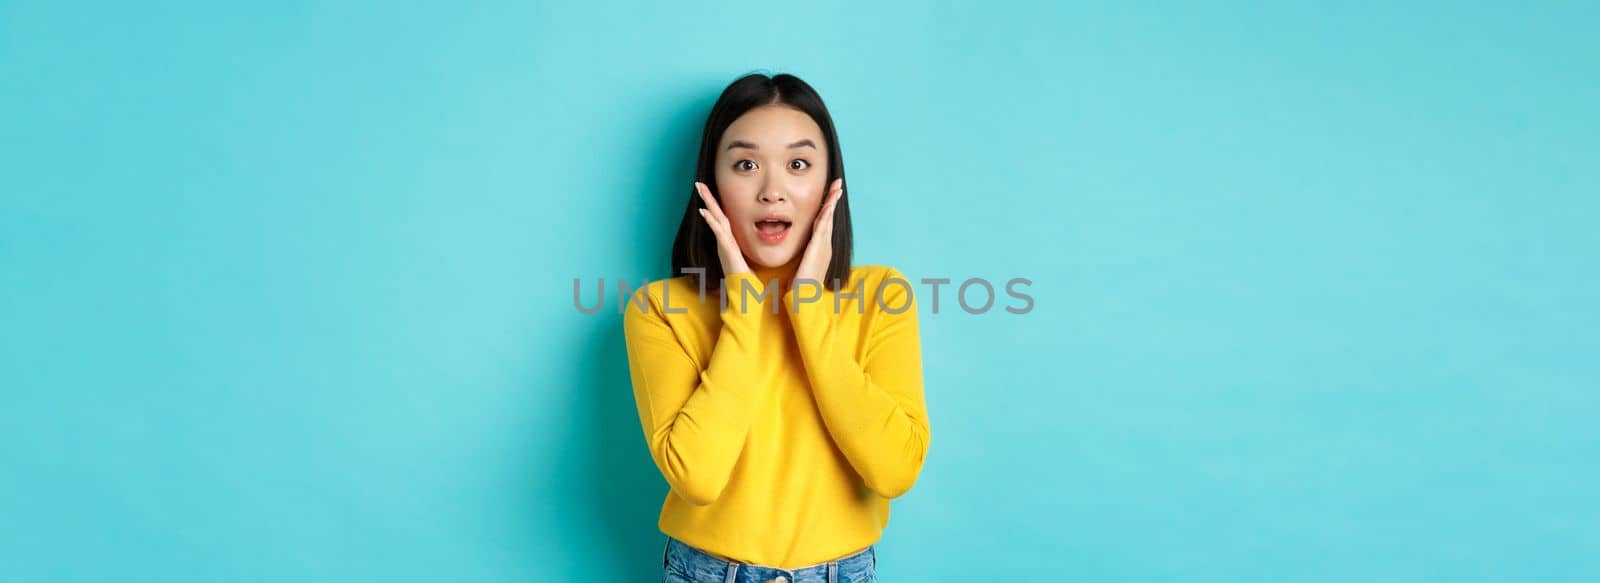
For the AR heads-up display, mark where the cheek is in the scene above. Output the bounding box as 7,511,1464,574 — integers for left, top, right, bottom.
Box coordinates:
712,179,757,218
796,184,827,221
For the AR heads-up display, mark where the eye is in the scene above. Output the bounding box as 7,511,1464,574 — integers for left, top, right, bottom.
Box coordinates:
734,160,758,172
789,159,811,171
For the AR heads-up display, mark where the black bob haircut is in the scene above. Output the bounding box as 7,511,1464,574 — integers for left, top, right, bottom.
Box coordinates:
671,73,853,292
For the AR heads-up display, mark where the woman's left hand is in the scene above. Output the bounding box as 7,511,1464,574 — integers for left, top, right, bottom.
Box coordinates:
793,178,844,291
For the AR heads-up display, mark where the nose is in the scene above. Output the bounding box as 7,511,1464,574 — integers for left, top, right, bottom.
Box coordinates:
757,186,787,204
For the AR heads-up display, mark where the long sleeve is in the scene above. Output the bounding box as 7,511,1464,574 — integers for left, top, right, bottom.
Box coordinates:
623,274,770,506
781,267,931,499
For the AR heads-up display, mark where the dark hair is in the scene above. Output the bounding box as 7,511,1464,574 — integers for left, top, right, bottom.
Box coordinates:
671,73,853,291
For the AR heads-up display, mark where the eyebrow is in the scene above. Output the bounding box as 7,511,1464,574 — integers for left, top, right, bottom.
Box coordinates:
725,139,817,151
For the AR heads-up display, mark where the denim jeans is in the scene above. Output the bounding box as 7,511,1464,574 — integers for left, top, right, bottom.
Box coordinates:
661,536,877,583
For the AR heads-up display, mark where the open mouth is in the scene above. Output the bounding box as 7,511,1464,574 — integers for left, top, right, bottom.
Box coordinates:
754,219,792,244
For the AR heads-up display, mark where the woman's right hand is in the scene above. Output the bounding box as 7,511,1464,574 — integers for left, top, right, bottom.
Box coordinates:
695,181,752,276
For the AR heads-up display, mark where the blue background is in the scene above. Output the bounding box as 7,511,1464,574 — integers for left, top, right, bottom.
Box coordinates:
3,1,1596,580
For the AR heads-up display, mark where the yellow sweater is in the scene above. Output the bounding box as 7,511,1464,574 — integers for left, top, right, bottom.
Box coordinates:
622,262,931,568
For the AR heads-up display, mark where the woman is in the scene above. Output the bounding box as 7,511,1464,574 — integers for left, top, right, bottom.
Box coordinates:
622,72,931,582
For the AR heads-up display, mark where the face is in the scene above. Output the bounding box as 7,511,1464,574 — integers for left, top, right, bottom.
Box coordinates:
713,104,829,269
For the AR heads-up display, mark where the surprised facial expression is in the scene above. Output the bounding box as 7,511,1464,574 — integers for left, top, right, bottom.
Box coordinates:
713,104,829,269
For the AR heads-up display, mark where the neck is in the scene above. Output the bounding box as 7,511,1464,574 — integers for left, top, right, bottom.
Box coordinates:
749,256,802,289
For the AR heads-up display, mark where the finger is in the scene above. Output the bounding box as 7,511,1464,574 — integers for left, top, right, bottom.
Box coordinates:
832,179,844,206
807,217,835,274
812,182,836,229
694,182,717,216
698,208,725,238
700,187,733,231
695,182,728,223
820,183,841,223
815,201,837,239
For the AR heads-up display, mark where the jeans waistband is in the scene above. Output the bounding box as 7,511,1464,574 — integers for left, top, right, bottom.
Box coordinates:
662,536,875,583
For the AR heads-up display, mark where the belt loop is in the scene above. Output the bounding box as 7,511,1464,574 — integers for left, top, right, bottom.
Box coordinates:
827,560,838,583
723,561,738,583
